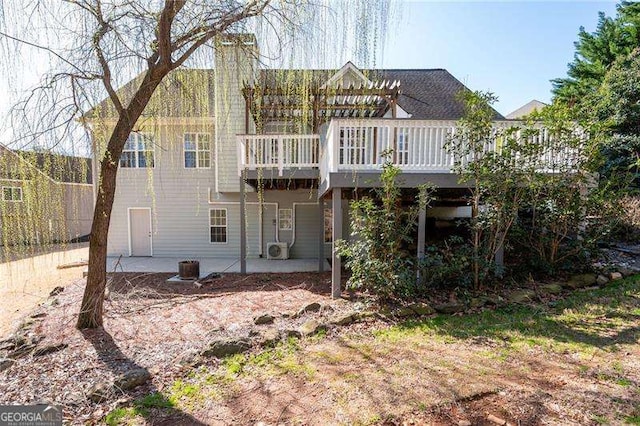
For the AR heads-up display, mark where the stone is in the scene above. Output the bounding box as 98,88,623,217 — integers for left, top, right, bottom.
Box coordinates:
113,368,151,391
295,302,322,318
565,274,597,289
458,421,472,426
0,358,16,372
283,329,302,339
253,314,275,325
257,328,280,347
408,302,435,316
201,338,251,358
175,350,202,367
540,283,563,295
619,267,639,277
395,306,416,318
353,311,376,321
508,289,536,304
30,312,47,319
299,320,326,337
434,302,465,315
33,343,67,357
596,275,609,286
328,312,355,326
87,382,111,402
609,272,623,281
49,286,64,297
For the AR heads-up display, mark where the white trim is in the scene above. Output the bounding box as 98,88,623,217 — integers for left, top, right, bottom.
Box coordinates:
127,207,153,256
322,61,371,89
209,207,228,244
2,186,23,202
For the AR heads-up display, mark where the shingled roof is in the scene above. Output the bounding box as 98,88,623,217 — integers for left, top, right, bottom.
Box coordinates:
86,65,504,121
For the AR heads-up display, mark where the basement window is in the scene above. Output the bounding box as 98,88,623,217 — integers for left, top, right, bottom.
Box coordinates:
2,186,22,202
279,208,293,230
210,208,227,243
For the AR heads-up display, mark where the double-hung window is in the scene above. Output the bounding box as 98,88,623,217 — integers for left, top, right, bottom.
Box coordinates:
279,208,293,231
184,133,211,168
210,208,227,243
2,186,22,202
120,133,154,168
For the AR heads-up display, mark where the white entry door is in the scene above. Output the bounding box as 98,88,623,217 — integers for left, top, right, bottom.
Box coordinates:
129,208,152,256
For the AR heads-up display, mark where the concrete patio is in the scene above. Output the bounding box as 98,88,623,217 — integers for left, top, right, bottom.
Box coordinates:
106,256,329,274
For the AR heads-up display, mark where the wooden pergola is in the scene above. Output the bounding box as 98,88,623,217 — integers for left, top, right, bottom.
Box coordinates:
241,79,402,133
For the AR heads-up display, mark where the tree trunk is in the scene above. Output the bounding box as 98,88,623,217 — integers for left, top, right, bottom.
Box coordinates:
77,68,167,329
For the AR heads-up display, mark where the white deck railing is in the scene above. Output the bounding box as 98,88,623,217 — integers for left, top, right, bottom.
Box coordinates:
238,119,583,179
237,134,319,176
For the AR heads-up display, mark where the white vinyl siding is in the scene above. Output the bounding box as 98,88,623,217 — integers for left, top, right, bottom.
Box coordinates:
2,186,22,202
184,133,211,168
210,208,227,243
120,133,154,168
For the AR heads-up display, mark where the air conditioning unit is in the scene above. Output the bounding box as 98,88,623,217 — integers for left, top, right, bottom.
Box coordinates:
267,242,289,260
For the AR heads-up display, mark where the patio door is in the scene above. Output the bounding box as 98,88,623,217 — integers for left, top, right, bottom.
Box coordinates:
129,208,152,256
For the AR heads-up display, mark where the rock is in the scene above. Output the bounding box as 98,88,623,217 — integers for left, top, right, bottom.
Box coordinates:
328,312,355,326
87,382,111,402
7,343,36,359
49,286,64,297
256,328,280,347
253,314,275,325
353,311,376,321
395,306,416,318
540,283,563,295
508,289,536,304
33,343,67,357
175,350,202,367
565,274,597,289
408,302,435,316
0,358,16,372
596,275,609,286
619,267,639,277
201,338,251,358
283,329,302,339
434,302,465,315
295,302,322,318
458,421,472,426
30,312,47,319
321,305,335,314
299,320,326,337
609,272,623,281
113,368,151,391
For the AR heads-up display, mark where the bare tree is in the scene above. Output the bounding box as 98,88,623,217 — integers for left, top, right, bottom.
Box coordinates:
0,0,395,329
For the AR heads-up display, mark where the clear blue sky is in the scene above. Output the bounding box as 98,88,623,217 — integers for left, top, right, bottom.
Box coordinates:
380,1,618,116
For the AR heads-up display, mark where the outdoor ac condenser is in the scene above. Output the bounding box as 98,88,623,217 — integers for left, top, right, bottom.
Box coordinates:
267,242,289,260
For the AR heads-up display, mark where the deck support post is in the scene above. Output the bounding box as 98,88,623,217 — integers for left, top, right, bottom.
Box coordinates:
318,196,325,272
331,188,342,298
494,232,504,276
240,174,247,274
417,201,426,282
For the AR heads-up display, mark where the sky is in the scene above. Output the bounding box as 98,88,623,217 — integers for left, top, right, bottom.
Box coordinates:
380,1,618,115
0,0,620,146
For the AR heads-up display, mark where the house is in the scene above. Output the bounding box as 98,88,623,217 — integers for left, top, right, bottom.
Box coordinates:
87,34,541,295
0,144,94,250
506,99,548,119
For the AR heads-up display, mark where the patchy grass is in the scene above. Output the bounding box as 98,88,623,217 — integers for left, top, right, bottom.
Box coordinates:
105,275,640,425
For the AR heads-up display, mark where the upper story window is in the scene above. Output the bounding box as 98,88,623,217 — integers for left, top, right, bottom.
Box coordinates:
2,186,22,202
120,133,154,168
184,133,211,168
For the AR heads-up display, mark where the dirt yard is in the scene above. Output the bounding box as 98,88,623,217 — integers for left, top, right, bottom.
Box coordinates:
0,272,639,425
0,257,87,337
